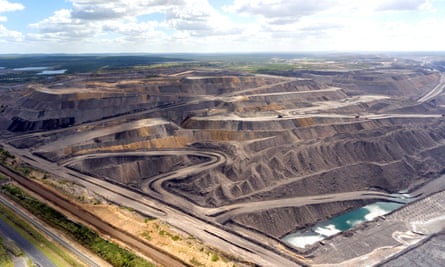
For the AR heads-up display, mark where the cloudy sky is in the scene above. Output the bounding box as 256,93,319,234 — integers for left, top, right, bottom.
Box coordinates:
0,0,444,53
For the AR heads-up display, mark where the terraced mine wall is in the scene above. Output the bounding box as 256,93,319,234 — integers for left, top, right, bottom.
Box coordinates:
3,65,444,244
230,200,371,238
3,75,286,132
168,119,445,207
69,155,209,184
331,70,439,98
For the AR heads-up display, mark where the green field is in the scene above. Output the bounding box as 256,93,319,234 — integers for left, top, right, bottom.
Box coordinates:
0,236,14,267
1,184,155,267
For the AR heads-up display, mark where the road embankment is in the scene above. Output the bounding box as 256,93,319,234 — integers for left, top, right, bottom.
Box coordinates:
0,164,188,267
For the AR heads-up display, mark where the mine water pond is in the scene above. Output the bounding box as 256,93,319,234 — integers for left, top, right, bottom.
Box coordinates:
13,66,48,71
37,69,67,75
283,200,406,249
10,67,67,75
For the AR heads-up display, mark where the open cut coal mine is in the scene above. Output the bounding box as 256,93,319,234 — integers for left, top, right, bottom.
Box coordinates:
1,56,445,266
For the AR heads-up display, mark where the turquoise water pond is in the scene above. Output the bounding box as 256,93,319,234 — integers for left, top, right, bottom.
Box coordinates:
283,201,404,248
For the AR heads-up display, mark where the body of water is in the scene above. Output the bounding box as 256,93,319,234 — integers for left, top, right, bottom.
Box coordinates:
37,69,67,75
13,67,48,71
283,201,404,249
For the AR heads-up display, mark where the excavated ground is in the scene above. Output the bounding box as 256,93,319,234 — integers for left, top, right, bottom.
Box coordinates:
1,58,445,265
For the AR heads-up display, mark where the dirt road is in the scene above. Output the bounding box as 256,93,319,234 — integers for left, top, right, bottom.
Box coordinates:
0,164,187,267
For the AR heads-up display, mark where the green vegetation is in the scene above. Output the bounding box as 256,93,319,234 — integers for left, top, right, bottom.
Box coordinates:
141,231,152,241
0,147,41,179
229,63,296,73
0,55,187,75
0,147,15,163
2,238,22,257
0,173,7,181
171,235,181,241
144,217,156,223
0,237,14,267
157,229,181,241
211,253,219,262
0,202,82,267
1,184,155,267
190,257,204,266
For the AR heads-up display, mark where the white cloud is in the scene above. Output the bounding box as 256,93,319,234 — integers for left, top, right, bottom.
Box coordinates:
29,9,100,41
373,0,430,11
26,0,243,50
0,0,24,43
0,24,23,42
166,0,243,37
0,0,24,13
226,0,335,17
217,0,442,52
2,0,442,53
70,0,183,20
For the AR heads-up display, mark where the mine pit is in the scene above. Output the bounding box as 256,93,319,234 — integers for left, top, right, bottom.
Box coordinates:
283,200,407,249
1,54,445,266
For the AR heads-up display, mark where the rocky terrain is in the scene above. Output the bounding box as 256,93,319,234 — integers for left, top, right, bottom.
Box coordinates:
1,54,444,265
380,232,445,267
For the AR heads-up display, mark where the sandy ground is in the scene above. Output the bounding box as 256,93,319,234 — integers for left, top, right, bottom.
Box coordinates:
87,204,238,267
32,167,239,267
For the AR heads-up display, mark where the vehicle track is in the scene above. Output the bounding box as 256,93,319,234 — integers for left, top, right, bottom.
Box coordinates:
0,164,188,267
1,143,303,266
63,151,406,227
0,194,101,267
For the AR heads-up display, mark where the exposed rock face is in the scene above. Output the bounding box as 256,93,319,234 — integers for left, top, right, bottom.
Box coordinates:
8,116,75,132
331,70,439,99
168,120,445,207
231,200,370,238
3,62,445,241
4,75,285,132
69,155,208,184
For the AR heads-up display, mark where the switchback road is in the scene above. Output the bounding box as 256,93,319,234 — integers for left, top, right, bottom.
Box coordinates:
1,143,302,267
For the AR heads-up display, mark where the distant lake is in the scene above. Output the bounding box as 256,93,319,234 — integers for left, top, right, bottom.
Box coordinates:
38,69,67,75
13,67,48,71
283,201,404,249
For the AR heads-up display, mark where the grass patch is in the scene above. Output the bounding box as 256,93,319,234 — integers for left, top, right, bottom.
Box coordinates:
0,147,15,161
0,202,82,267
144,217,156,223
1,184,155,267
2,238,22,257
211,253,219,262
171,235,181,241
190,257,204,266
0,236,14,267
141,231,152,241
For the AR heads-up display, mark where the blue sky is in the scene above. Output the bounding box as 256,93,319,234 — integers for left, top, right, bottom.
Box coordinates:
0,0,444,53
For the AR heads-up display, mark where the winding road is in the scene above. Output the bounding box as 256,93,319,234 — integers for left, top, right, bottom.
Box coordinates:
1,143,303,267
417,72,445,103
2,69,444,266
62,151,404,227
